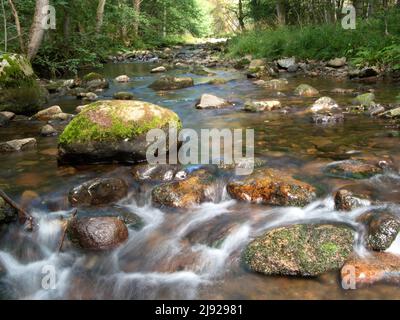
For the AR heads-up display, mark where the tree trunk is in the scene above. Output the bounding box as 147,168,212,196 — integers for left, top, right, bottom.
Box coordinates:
96,0,106,34
1,0,6,52
162,0,166,38
27,0,49,60
63,7,70,40
133,0,141,37
8,0,24,52
276,0,286,25
238,0,245,31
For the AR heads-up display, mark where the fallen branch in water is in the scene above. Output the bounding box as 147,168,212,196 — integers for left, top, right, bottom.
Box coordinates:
0,188,34,231
58,209,78,253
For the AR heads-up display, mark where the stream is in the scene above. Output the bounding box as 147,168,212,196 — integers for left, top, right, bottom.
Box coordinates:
1,53,400,299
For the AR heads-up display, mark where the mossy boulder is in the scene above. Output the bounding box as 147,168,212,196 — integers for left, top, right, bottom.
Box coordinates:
244,224,354,276
244,100,282,112
294,84,319,97
324,160,383,180
379,106,400,119
353,93,375,107
0,53,48,114
227,168,316,207
58,100,182,164
82,72,109,90
113,92,134,100
149,76,194,90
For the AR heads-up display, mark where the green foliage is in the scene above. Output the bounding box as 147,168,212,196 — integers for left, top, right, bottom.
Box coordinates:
228,9,400,69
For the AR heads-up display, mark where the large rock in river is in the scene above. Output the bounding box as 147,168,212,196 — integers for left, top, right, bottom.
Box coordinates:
0,53,48,114
67,216,128,250
227,168,316,207
244,224,354,276
0,195,17,225
58,100,182,164
149,76,194,90
68,178,128,207
152,169,214,209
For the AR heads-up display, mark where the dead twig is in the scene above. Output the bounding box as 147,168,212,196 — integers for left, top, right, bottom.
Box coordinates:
0,188,34,230
58,209,77,253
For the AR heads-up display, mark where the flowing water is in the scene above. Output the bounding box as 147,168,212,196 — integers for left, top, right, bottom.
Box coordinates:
0,57,400,299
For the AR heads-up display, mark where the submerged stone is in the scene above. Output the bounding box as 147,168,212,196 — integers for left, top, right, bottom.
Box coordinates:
113,92,134,100
324,160,383,180
294,84,319,97
244,224,354,276
149,76,194,90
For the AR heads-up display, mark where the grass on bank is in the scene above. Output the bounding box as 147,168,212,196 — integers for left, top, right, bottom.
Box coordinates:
228,11,400,70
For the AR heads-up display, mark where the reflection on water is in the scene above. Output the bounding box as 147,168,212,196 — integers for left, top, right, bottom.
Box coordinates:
0,61,399,299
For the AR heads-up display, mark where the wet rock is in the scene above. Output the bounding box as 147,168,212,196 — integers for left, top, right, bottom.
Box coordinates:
357,210,400,251
277,57,296,70
353,93,375,107
341,252,400,287
131,163,186,182
68,178,128,207
196,94,229,109
244,224,354,276
334,189,370,211
80,92,98,101
113,91,134,100
67,216,128,250
190,66,215,76
58,100,181,164
309,97,340,113
0,113,9,127
312,112,344,124
40,124,57,137
76,105,88,113
331,88,355,94
82,72,109,90
117,211,143,230
244,100,282,112
324,160,384,180
208,78,228,85
0,111,15,120
368,104,386,117
152,170,214,209
351,67,379,79
151,66,166,73
115,75,130,83
227,168,316,207
0,53,48,114
248,59,266,72
149,76,194,90
32,106,63,121
327,57,346,68
379,106,400,119
287,64,299,73
294,84,319,97
0,195,17,224
185,215,239,248
261,78,288,90
0,138,36,153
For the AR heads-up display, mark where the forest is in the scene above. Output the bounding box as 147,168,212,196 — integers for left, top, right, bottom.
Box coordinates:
0,0,400,302
1,0,400,75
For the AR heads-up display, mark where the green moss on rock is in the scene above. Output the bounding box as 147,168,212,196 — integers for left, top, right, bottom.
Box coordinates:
244,224,354,276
